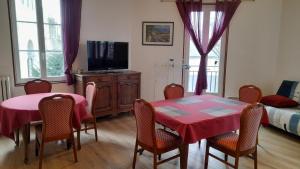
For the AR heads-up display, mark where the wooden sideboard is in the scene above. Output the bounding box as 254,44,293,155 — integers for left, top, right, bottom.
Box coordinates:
74,71,141,117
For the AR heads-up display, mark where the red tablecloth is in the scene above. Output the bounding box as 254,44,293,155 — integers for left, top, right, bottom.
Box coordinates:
151,95,248,144
0,93,87,139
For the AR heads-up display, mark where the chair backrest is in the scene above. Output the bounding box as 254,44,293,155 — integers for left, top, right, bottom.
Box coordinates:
24,79,52,94
237,103,263,152
239,85,262,104
86,82,97,115
134,99,156,148
164,83,184,100
38,94,75,141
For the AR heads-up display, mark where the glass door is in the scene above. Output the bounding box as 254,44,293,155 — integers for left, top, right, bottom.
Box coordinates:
183,7,227,96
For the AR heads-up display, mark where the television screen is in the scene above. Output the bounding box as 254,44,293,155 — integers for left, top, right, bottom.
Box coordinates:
87,41,128,71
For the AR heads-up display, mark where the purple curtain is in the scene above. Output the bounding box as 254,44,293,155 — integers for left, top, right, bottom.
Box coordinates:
176,0,241,95
61,0,82,85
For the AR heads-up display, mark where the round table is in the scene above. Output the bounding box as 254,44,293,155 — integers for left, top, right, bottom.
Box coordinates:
0,93,87,163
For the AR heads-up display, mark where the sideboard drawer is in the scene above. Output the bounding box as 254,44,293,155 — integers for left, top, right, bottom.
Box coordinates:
118,74,140,81
86,76,114,83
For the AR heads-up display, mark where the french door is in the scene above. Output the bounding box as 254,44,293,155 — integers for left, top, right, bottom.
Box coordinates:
182,6,227,96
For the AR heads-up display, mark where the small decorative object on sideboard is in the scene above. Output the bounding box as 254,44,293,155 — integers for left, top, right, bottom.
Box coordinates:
74,71,141,117
142,22,174,46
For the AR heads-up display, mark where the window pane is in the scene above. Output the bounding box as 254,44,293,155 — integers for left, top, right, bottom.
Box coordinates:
19,51,41,79
46,52,64,77
42,0,61,24
44,24,62,51
17,22,39,50
15,0,37,22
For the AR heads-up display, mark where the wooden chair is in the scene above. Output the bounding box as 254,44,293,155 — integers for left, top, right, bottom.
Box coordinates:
14,79,52,146
164,83,184,100
239,85,262,104
35,94,77,169
24,79,52,94
204,103,264,169
132,99,183,169
76,82,98,149
163,83,191,152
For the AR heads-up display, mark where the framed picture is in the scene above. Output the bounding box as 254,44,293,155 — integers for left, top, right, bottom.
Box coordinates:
142,22,174,46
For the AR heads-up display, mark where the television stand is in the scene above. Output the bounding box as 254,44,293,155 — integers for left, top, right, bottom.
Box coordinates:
74,70,141,117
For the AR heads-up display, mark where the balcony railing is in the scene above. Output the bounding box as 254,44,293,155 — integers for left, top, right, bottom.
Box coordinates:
187,65,219,93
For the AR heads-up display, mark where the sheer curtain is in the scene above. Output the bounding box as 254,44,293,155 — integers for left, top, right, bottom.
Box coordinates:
176,0,241,95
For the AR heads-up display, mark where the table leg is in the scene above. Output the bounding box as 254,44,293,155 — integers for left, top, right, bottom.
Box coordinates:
180,143,189,169
22,124,30,164
76,129,81,150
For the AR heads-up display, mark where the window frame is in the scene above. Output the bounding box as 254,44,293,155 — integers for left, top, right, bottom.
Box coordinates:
8,0,65,85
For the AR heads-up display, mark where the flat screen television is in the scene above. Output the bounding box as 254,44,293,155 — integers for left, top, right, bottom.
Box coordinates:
87,41,128,71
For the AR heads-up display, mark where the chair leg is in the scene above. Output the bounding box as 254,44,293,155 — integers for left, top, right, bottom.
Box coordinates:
94,118,98,142
71,135,78,162
84,123,88,133
77,129,81,150
253,147,258,169
66,139,71,150
204,142,209,169
35,136,39,157
153,153,157,169
132,141,138,169
38,141,45,169
225,154,228,162
15,129,20,147
234,156,239,169
158,154,161,160
139,149,144,155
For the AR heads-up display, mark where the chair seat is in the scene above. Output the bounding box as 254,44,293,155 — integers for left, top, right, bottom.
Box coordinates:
155,129,181,152
207,132,238,153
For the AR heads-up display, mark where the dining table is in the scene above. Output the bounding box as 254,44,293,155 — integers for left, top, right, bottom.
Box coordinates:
0,93,87,164
151,95,253,169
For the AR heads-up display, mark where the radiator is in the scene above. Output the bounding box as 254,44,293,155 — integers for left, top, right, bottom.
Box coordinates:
0,76,11,102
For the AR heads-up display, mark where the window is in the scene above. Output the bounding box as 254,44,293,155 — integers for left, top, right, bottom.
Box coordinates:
9,0,64,84
183,6,227,95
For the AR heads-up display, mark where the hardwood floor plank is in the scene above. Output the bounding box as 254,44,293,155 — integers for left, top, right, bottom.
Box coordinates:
0,114,299,169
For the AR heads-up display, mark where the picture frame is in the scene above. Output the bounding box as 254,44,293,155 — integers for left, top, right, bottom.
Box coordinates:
142,22,174,46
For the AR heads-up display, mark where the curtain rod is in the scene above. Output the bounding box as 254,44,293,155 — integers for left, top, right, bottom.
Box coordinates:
161,0,254,2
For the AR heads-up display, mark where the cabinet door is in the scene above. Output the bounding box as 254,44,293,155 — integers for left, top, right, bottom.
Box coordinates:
118,80,140,112
94,81,116,116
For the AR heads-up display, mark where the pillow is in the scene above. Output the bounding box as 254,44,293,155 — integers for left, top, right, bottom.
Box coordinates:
276,80,299,98
260,95,298,108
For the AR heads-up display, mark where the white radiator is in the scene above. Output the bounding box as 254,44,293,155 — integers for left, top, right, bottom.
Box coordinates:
0,76,11,102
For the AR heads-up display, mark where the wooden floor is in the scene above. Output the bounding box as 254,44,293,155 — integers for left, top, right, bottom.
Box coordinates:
0,113,299,169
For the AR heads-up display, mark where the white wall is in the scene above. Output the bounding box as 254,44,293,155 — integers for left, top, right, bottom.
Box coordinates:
275,0,300,90
0,0,285,100
225,0,282,97
129,0,283,100
130,0,184,101
74,0,134,71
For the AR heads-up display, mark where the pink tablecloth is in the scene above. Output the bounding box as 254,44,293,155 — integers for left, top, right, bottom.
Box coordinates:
0,93,87,139
151,95,248,144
